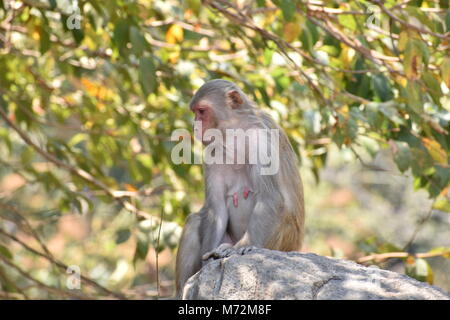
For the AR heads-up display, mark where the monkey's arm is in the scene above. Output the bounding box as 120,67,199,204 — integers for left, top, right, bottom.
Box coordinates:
200,178,230,258
236,195,281,247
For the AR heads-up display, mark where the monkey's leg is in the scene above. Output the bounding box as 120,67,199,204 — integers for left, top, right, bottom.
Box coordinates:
203,190,281,260
175,212,202,298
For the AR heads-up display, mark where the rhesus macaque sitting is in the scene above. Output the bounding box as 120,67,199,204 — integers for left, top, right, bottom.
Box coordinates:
175,79,304,297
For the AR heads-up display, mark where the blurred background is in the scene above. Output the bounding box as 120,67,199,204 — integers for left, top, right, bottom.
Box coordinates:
0,0,449,299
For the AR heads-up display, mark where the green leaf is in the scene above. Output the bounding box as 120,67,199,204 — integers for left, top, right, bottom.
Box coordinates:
427,247,450,258
410,148,433,177
404,39,428,80
304,110,321,136
446,10,450,31
139,56,156,96
273,0,296,22
434,165,449,189
338,14,356,31
422,72,443,107
367,102,404,125
71,196,91,215
405,258,433,284
130,26,147,56
0,127,12,153
39,26,50,54
68,133,88,148
263,47,274,66
185,0,202,15
0,244,13,260
20,146,34,166
136,153,153,170
133,232,149,265
72,28,84,45
433,197,450,213
405,80,422,112
48,0,57,10
116,229,131,244
404,7,435,32
372,74,394,102
113,19,130,50
391,141,412,172
440,57,450,88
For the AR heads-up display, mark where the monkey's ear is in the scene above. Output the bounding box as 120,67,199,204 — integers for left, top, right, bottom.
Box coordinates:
227,90,243,109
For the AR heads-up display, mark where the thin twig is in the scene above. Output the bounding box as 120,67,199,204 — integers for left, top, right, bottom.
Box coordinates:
0,267,30,299
155,207,166,298
402,199,437,251
0,106,153,222
0,228,126,299
0,202,53,258
371,0,450,40
357,249,450,264
0,255,93,299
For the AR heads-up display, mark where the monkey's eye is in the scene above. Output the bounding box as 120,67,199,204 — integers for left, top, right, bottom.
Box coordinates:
198,109,205,115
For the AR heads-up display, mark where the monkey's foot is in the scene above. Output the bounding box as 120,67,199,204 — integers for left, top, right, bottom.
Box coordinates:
202,243,234,260
202,244,256,260
235,245,256,255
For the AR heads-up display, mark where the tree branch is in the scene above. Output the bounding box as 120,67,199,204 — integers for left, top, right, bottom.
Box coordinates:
0,106,154,222
0,228,126,299
371,0,450,40
0,255,93,299
357,249,450,264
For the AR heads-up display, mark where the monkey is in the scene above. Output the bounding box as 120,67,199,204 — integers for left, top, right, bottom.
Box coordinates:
175,79,304,298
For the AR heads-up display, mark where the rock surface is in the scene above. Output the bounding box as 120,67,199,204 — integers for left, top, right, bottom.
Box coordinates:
182,248,450,300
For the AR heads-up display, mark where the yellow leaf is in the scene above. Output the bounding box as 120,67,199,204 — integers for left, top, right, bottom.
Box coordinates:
426,263,434,285
406,256,415,265
433,194,450,213
124,184,138,192
427,246,450,258
166,24,184,44
169,50,180,64
398,31,408,51
341,45,355,68
80,78,114,101
393,74,407,87
283,22,301,43
421,138,447,165
440,57,450,88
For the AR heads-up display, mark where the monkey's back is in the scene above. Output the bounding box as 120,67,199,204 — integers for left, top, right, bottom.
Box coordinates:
258,111,305,252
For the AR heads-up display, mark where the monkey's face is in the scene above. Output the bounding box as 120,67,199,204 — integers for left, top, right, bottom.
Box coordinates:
189,87,243,144
191,101,218,143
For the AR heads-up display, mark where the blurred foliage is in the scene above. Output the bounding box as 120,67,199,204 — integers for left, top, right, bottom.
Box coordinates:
0,0,449,298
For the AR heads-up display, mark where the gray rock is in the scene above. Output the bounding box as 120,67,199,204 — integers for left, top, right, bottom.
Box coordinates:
182,248,450,300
